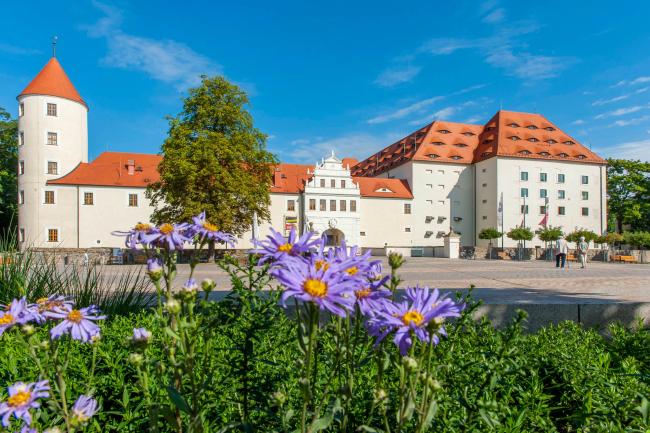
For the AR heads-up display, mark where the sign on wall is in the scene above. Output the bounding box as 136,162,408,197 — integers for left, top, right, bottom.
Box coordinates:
284,215,298,237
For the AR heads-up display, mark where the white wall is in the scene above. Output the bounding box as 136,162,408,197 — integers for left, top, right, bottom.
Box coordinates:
236,193,300,250
359,197,413,248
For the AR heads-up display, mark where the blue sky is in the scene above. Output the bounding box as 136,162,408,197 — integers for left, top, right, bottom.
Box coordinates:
1,0,649,163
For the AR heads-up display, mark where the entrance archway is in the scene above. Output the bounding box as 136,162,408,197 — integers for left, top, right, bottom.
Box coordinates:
322,229,344,247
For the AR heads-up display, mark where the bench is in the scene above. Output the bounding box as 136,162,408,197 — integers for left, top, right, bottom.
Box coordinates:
567,254,578,262
613,255,637,263
497,251,510,260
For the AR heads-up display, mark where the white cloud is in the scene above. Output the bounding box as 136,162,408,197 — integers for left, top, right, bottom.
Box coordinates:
454,84,486,94
0,43,41,56
290,138,310,145
572,119,586,125
367,96,443,124
610,115,650,127
84,1,221,90
286,132,402,162
464,115,484,124
613,76,650,87
374,65,421,87
482,8,505,24
592,94,630,106
597,139,650,161
595,105,644,119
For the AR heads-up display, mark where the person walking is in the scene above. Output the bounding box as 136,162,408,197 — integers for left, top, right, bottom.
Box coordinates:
578,236,589,269
555,235,569,268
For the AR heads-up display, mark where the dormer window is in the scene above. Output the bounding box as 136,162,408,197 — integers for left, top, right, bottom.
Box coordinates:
427,154,440,159
462,132,475,136
544,127,555,131
563,140,575,145
450,155,462,160
519,150,532,155
481,152,491,157
539,151,551,156
545,139,557,144
375,187,393,193
431,141,445,146
507,123,520,128
576,154,587,160
509,136,521,141
528,137,539,142
438,129,451,134
485,126,496,131
558,153,569,158
526,125,538,130
453,143,468,148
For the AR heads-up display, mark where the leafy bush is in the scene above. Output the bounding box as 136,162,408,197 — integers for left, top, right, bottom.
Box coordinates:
565,229,598,244
624,231,650,248
536,225,564,242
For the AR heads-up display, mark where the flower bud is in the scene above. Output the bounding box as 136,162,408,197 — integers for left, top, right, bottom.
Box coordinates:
128,353,144,367
373,389,388,404
90,334,102,344
165,299,181,314
271,390,287,407
38,340,50,350
147,258,164,282
131,327,152,348
201,278,216,293
428,378,442,391
388,252,405,270
44,428,63,433
21,324,36,336
177,278,199,302
402,356,418,371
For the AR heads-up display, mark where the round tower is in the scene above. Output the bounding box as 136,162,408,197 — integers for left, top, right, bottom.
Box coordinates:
17,56,88,247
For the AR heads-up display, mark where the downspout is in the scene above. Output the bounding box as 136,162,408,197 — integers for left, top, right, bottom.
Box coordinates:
599,165,604,235
76,185,80,248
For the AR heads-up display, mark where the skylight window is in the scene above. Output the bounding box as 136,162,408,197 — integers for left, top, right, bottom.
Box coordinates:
450,155,462,160
528,138,539,142
438,129,451,134
576,154,586,160
510,136,521,141
558,152,569,158
507,123,520,128
453,143,468,148
462,132,475,136
431,141,445,146
539,151,550,156
563,140,575,145
546,139,557,144
526,125,538,130
544,127,555,131
519,150,532,155
427,154,440,159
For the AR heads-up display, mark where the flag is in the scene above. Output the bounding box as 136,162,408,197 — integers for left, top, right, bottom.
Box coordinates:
539,213,548,226
497,192,503,226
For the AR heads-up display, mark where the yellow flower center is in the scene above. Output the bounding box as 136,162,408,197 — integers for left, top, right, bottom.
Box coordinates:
36,297,48,305
0,313,15,326
159,223,174,235
303,279,328,298
355,288,371,299
8,390,30,407
202,222,218,232
402,310,424,327
346,266,359,275
278,243,293,253
67,310,83,323
315,260,330,271
135,223,152,232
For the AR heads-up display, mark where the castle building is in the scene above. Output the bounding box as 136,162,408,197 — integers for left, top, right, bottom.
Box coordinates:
16,56,607,255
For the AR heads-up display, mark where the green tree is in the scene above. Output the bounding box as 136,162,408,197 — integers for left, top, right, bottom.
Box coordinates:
0,107,18,235
506,226,534,242
607,158,650,232
148,76,277,235
565,229,598,244
594,232,623,246
478,227,502,259
536,225,563,242
623,231,650,249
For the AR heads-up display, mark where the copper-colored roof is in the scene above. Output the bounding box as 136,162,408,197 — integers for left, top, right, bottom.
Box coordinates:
352,110,606,177
48,152,161,187
18,57,87,107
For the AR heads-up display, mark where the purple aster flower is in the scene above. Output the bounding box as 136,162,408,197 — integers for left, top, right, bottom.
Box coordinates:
189,211,236,246
45,305,106,342
252,227,321,265
0,380,49,427
27,295,75,324
353,276,391,315
131,327,152,344
71,394,98,424
0,298,33,336
367,286,463,355
20,426,38,433
273,255,358,317
112,222,155,249
140,223,191,251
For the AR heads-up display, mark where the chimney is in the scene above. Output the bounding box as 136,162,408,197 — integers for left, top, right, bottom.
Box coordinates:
273,169,282,187
127,159,135,175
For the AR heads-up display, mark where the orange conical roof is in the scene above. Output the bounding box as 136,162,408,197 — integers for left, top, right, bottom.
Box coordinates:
18,57,87,107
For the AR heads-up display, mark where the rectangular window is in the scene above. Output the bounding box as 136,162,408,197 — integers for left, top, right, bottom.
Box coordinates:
19,161,24,175
84,192,94,206
520,171,528,181
19,228,25,243
540,172,547,182
520,188,528,198
19,103,24,117
330,200,336,211
540,189,547,198
360,231,366,236
482,183,487,187
557,173,565,183
128,193,138,207
581,207,589,216
320,199,326,211
482,215,487,220
340,200,346,211
44,190,54,204
482,168,486,173
581,175,589,185
539,205,546,214
19,190,24,204
558,206,566,215
47,132,58,146
581,191,589,200
558,190,565,199
47,103,57,117
404,203,411,214
482,199,487,204
405,227,411,233
47,161,58,175
341,180,346,188
309,199,316,211
47,229,58,243
520,205,529,214
19,131,24,146
330,179,335,188
350,200,357,212
320,179,325,188
287,200,295,211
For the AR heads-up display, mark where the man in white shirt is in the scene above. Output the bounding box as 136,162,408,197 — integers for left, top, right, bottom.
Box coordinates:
555,236,569,268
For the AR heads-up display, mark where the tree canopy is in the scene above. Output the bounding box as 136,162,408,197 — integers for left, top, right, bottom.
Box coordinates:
478,227,502,242
607,158,650,232
536,226,563,242
0,107,17,235
506,227,534,242
147,76,277,235
623,231,650,248
565,229,598,244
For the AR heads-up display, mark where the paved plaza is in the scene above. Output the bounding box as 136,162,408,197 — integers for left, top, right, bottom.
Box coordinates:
115,257,650,305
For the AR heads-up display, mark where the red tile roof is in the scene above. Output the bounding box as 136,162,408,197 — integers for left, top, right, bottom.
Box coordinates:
18,57,87,107
353,177,413,199
48,152,161,187
352,110,606,177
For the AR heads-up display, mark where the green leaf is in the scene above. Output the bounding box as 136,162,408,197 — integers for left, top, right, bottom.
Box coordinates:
167,386,191,413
